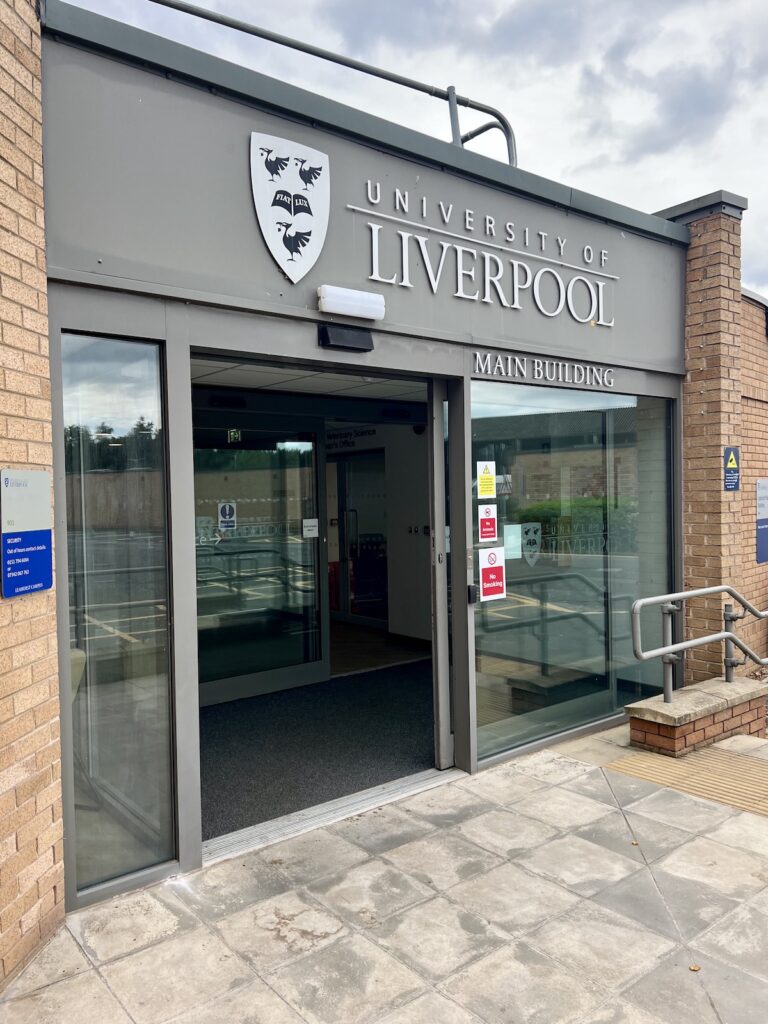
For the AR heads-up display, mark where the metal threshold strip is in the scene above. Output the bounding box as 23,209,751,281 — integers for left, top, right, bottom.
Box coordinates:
202,767,466,865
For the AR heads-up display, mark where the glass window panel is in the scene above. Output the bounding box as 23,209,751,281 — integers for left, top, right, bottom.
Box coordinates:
471,381,670,758
62,335,175,890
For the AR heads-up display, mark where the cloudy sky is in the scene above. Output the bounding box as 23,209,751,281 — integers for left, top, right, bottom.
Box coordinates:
65,0,768,292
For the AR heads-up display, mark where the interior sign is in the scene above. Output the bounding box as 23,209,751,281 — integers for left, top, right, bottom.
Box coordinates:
477,462,496,499
479,504,498,542
218,502,237,531
479,546,506,602
1,469,53,598
724,446,740,491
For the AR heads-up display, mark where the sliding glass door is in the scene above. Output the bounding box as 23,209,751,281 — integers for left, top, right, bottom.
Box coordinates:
193,406,326,703
471,381,671,758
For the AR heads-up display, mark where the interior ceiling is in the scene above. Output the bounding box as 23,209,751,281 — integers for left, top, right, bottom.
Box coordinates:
191,358,428,402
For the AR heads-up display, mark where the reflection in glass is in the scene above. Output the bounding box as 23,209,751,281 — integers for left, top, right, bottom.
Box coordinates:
193,428,320,684
472,381,671,757
62,335,175,890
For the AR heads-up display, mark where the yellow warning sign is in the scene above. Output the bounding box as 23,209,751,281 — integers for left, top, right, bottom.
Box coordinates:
477,461,496,499
726,451,738,469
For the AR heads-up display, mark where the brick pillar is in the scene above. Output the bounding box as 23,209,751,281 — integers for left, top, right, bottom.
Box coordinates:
659,191,748,683
0,0,63,989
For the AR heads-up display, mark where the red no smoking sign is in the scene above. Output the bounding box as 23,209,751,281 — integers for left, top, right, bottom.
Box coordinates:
479,503,497,542
479,546,506,602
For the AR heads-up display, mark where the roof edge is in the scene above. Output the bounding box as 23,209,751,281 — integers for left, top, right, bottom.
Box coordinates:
655,190,749,226
42,0,690,246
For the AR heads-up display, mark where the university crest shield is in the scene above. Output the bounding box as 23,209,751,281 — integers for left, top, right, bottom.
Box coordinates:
250,132,330,283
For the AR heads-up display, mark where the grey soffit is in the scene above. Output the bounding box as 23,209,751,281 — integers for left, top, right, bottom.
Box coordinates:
42,0,689,248
189,359,429,401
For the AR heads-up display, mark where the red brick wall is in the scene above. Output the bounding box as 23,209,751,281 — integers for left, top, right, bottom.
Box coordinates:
0,0,63,989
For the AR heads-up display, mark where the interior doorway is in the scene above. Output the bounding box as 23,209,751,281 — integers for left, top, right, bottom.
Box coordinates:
190,358,440,840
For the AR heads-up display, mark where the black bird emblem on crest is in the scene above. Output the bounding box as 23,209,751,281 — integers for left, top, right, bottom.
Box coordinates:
259,147,290,181
295,157,323,191
276,222,312,262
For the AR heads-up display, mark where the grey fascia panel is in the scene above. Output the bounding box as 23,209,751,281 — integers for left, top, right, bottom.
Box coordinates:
42,0,689,247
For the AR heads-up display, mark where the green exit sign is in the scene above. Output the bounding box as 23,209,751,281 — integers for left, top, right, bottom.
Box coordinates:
227,429,242,443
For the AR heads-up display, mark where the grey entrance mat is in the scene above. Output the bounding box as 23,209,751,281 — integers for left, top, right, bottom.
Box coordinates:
199,660,434,840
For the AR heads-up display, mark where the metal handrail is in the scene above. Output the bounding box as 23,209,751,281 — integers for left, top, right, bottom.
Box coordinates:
145,0,518,166
632,584,768,703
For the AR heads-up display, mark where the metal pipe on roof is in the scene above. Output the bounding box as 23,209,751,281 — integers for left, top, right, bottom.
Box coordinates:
144,0,518,167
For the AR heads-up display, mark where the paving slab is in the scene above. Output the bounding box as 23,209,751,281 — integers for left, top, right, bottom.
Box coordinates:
559,767,620,805
592,868,680,942
268,932,425,1024
601,771,663,808
529,902,676,992
625,948,768,1024
99,926,253,1024
655,836,768,899
456,808,558,858
692,902,768,981
67,888,198,965
706,810,768,859
514,787,615,830
214,888,347,973
396,785,495,827
447,861,580,934
575,810,691,865
372,895,507,982
0,971,133,1024
456,765,550,807
384,831,502,891
166,979,306,1024
552,736,631,767
443,940,605,1024
577,998,671,1023
647,868,740,942
627,789,735,834
329,804,434,854
167,850,291,921
1,928,90,1001
516,834,642,897
260,828,369,886
309,858,432,928
377,990,480,1024
513,750,593,785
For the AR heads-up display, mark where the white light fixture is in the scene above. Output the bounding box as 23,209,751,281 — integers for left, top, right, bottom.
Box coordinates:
317,285,385,321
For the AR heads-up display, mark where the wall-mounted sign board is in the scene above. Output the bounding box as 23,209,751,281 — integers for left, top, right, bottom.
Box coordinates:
724,446,740,491
757,480,768,564
479,545,506,602
1,469,53,598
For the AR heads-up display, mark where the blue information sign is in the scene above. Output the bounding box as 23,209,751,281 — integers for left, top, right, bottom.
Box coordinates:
724,446,740,491
1,469,53,598
758,480,768,565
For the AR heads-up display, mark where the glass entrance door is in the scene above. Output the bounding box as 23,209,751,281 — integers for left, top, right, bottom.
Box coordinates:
193,416,327,703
